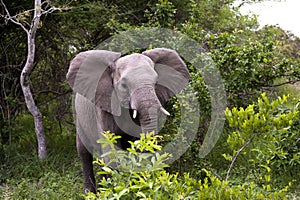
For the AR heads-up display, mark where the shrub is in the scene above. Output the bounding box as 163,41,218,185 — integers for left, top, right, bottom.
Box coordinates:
84,131,290,200
224,93,299,188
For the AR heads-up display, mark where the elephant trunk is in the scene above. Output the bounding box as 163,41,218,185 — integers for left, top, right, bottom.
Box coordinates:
140,106,159,134
130,85,161,135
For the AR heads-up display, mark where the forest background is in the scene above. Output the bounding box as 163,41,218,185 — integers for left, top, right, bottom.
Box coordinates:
0,0,300,199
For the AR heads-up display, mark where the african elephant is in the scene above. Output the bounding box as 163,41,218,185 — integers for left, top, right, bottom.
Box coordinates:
66,48,190,193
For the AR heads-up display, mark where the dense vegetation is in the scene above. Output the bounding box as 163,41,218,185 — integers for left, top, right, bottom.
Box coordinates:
1,0,299,199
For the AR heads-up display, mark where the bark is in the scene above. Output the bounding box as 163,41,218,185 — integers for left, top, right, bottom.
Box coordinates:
19,0,47,159
2,0,64,160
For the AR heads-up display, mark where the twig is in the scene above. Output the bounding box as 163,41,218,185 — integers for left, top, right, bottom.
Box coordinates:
268,79,300,87
225,138,253,181
0,0,29,33
1,0,67,32
34,89,72,96
37,90,72,107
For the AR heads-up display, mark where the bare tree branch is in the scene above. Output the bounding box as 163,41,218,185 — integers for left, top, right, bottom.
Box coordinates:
0,0,28,33
225,138,253,181
34,89,72,96
268,79,300,87
37,90,71,107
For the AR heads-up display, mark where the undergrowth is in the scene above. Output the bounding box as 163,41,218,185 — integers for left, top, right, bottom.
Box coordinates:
0,121,82,200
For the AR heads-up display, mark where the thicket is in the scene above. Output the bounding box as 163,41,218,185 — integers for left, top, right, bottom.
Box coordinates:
85,131,291,199
1,0,300,199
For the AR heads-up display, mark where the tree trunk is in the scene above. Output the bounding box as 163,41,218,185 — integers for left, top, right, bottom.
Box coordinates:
20,0,47,159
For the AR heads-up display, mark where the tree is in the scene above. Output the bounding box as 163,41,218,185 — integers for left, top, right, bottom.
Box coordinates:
0,0,63,159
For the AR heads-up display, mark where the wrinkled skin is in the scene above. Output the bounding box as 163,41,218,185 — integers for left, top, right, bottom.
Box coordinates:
66,48,189,193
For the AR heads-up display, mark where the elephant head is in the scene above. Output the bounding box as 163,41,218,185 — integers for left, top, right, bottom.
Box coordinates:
67,48,189,137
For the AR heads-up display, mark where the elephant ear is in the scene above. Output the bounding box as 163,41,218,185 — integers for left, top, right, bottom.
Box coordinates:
142,48,190,104
67,50,121,115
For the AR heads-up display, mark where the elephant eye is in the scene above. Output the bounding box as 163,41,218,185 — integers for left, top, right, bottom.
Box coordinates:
121,83,127,89
118,81,128,91
117,77,128,91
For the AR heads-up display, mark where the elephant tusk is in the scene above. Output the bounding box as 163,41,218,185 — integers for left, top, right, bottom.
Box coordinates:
133,110,138,119
160,107,170,116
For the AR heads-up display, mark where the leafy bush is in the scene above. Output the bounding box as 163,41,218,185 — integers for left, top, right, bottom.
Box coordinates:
84,132,290,200
224,93,299,189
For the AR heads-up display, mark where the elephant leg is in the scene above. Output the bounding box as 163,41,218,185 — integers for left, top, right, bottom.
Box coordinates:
76,134,96,193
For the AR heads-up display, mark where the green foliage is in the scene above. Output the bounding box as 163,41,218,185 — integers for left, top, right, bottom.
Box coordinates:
144,0,176,28
224,93,299,188
2,171,81,200
84,131,289,200
2,0,300,198
0,112,80,199
96,132,169,174
181,0,259,39
209,33,273,103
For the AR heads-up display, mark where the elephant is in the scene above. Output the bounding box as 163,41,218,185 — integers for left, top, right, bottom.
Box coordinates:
66,48,190,193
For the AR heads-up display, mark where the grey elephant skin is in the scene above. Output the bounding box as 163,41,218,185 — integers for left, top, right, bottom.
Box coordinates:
66,48,190,193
